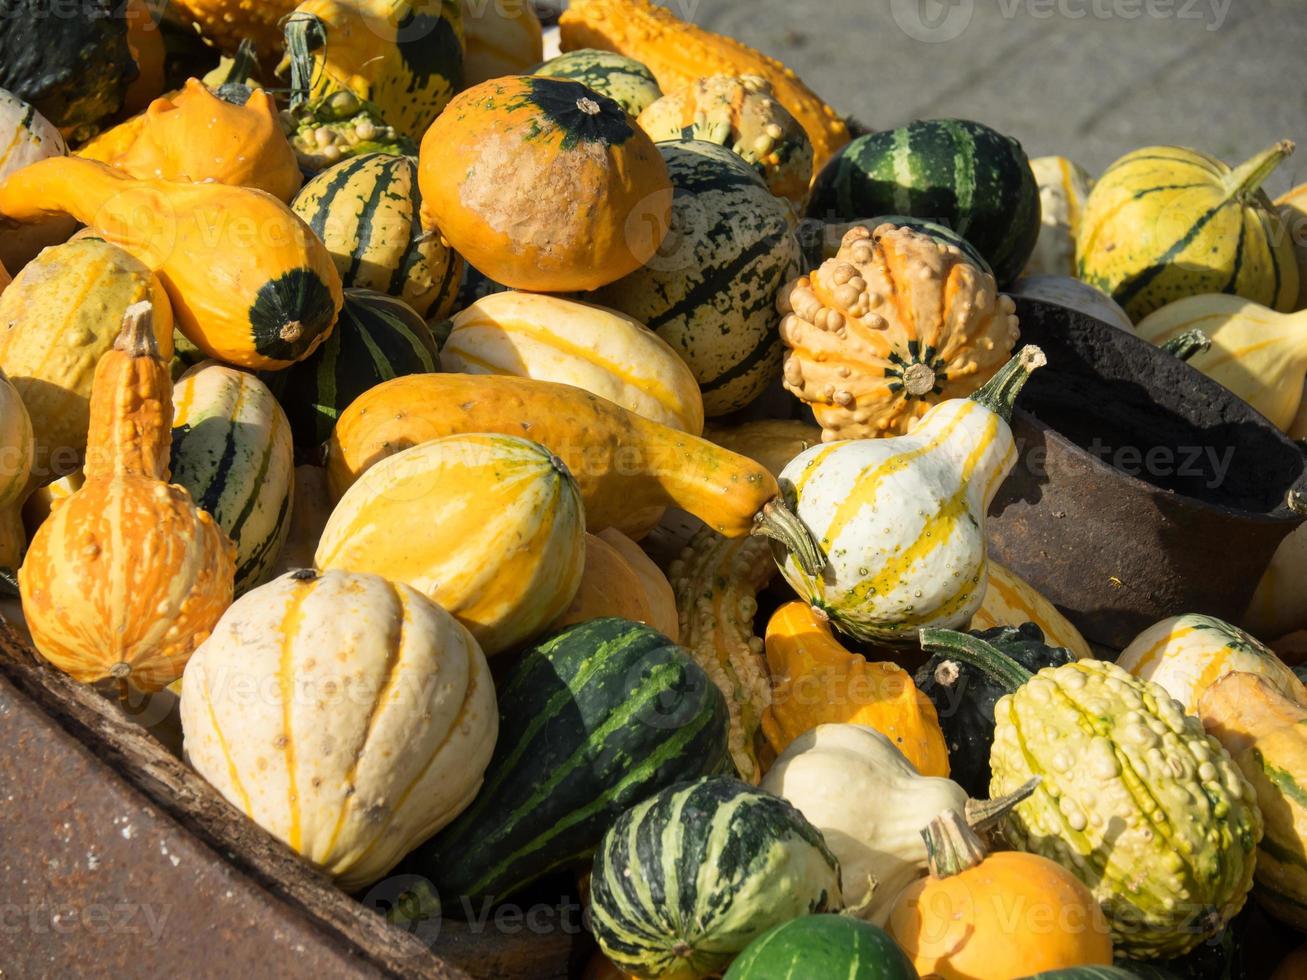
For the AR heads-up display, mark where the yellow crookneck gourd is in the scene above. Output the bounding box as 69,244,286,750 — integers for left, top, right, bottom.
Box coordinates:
762,601,950,778
19,304,235,692
0,157,343,370
1135,294,1307,431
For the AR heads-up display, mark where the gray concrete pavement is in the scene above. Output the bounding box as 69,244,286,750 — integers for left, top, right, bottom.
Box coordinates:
692,0,1307,193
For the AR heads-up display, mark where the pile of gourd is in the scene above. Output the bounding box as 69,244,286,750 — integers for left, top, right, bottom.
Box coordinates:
2,1,1307,978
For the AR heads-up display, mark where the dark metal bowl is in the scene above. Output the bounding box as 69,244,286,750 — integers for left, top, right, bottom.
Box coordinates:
987,297,1307,651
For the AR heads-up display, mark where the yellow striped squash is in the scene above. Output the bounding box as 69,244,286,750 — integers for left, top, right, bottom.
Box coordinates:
316,433,585,654
1077,141,1299,321
0,369,32,571
1135,294,1307,430
0,239,174,485
970,561,1093,660
1276,182,1307,311
1247,522,1307,642
1023,155,1093,278
772,347,1044,643
440,292,704,435
179,567,498,891
1118,612,1306,715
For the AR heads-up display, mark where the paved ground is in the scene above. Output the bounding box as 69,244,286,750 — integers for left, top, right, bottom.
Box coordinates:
686,0,1307,195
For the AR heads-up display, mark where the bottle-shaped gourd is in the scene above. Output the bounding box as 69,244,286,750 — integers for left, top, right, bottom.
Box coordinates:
761,345,1044,643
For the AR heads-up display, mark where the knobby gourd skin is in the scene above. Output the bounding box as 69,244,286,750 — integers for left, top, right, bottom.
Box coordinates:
19,303,235,692
326,373,780,539
316,433,586,655
180,567,498,892
168,0,299,61
0,157,343,370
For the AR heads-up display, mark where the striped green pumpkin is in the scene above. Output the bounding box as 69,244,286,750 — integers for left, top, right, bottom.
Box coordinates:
534,49,663,117
170,364,294,594
265,288,438,449
591,776,843,980
724,915,917,980
291,153,462,319
407,618,730,907
806,119,1040,286
592,140,801,417
1076,142,1299,321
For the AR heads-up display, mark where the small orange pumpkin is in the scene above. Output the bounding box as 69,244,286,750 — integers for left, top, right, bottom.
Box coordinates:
418,75,672,292
19,303,235,691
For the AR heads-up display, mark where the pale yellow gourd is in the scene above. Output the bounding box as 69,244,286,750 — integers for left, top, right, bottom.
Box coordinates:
1135,294,1307,431
0,369,33,570
1246,522,1307,641
971,561,1093,660
1276,182,1307,311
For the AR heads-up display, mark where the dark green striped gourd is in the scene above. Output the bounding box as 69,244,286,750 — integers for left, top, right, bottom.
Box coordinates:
534,49,663,117
592,139,801,417
724,915,918,980
170,364,294,594
807,119,1040,286
265,288,438,448
591,776,843,979
408,618,730,908
291,152,462,319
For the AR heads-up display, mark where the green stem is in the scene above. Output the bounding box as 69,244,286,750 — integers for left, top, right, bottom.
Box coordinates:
751,499,826,577
963,776,1040,832
1225,140,1294,201
968,345,1047,422
225,39,258,86
921,809,987,879
918,626,1034,692
284,13,326,110
1160,328,1211,361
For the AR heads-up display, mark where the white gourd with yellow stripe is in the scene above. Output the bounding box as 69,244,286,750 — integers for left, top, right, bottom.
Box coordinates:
179,567,497,892
1135,294,1307,430
1276,182,1307,311
1246,523,1307,641
771,347,1045,643
0,89,75,272
315,433,585,655
1117,612,1307,715
440,292,704,434
1023,155,1093,277
970,560,1093,660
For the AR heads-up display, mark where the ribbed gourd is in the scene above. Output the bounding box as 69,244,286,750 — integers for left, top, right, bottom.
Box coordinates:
284,0,464,142
290,153,462,319
534,49,662,118
1077,141,1299,320
1024,155,1094,278
19,304,235,692
725,915,918,980
928,628,1262,958
0,238,173,483
0,369,33,571
0,158,343,370
590,776,844,980
807,215,992,274
779,223,1021,439
550,534,675,635
593,139,801,416
1117,613,1306,715
1135,294,1307,431
769,347,1045,643
170,364,295,595
316,433,585,655
636,74,813,205
180,567,497,892
440,291,704,434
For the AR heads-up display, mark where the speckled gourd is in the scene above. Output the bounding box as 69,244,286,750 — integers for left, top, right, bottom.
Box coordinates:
779,223,1021,440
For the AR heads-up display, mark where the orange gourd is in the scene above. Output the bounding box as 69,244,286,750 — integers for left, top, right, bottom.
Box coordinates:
550,533,660,632
888,810,1114,978
123,0,167,114
19,304,235,692
761,601,950,777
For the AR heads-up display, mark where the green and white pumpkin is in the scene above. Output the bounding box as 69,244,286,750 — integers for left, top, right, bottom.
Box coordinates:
592,139,800,417
265,288,439,448
590,775,844,980
1009,274,1133,331
534,49,663,117
170,363,294,594
806,118,1040,286
724,915,918,980
1023,155,1094,278
291,153,462,319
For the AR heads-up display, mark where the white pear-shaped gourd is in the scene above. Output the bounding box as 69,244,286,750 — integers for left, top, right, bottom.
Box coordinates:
1023,155,1093,278
762,723,1036,924
1135,294,1307,431
180,568,498,891
761,346,1045,643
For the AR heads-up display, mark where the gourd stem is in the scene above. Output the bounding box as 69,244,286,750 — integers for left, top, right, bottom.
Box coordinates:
1160,328,1212,362
968,345,1047,422
1226,139,1294,200
921,809,987,879
918,627,1034,692
963,776,1041,832
284,13,326,110
226,39,258,86
116,302,159,357
1288,488,1307,516
751,499,826,576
